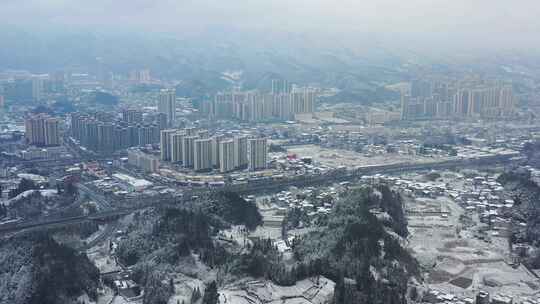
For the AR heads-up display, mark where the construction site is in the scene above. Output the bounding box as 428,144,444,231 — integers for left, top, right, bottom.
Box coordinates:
399,171,540,302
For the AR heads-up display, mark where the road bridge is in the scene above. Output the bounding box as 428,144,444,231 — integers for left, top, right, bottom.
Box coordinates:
0,153,520,236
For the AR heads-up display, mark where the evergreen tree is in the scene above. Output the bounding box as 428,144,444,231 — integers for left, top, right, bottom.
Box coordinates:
169,278,175,293
202,281,219,304
191,287,201,304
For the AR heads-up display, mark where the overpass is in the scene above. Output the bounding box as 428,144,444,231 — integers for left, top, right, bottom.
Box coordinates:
222,153,521,194
0,152,521,236
0,208,136,236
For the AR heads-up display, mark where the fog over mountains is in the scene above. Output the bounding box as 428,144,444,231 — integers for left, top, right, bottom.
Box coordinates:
3,25,538,98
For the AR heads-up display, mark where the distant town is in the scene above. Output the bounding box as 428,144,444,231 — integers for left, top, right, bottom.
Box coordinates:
2,27,540,304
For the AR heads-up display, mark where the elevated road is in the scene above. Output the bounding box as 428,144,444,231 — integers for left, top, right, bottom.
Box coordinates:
77,183,113,210
0,153,521,237
224,153,521,194
0,208,136,236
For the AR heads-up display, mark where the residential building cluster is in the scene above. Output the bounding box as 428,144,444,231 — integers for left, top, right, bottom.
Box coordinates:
128,69,152,84
401,79,517,120
0,72,65,103
159,127,268,173
201,82,316,122
421,287,540,304
24,113,60,146
127,149,160,173
157,89,176,127
373,170,519,239
70,110,163,154
18,146,69,160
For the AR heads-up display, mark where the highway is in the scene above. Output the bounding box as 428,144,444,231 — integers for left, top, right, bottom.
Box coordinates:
0,208,136,235
81,220,120,251
223,153,521,194
0,152,521,237
77,183,113,210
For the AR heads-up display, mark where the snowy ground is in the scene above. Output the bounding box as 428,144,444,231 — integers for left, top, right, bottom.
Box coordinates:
250,225,282,239
219,225,250,247
84,224,106,244
168,273,206,304
286,144,447,169
77,287,127,304
220,277,335,304
86,234,122,274
249,200,286,240
4,189,58,206
406,190,540,299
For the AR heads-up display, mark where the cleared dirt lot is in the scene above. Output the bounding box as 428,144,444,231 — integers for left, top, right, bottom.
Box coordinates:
286,145,444,169
406,195,540,298
220,277,335,304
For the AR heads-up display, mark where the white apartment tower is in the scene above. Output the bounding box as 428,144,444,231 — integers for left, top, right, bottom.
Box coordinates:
248,138,268,170
160,129,177,161
182,136,198,168
157,89,176,126
219,140,235,173
194,138,212,171
170,132,185,163
233,136,248,169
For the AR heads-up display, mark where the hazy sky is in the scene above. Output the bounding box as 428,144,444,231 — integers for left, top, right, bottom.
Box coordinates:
2,0,540,50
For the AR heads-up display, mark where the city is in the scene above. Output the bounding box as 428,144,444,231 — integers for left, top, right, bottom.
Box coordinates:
2,1,540,304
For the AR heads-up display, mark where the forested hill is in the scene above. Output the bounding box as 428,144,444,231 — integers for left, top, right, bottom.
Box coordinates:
231,185,418,304
498,170,540,243
293,185,418,304
115,192,262,264
0,233,99,304
114,192,264,304
114,186,417,304
204,191,263,230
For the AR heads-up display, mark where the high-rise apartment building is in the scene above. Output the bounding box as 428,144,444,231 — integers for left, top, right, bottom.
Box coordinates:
127,149,160,173
129,69,151,84
126,125,139,147
182,136,198,168
248,138,268,171
203,80,316,122
271,79,292,94
160,129,177,161
138,124,159,146
410,79,432,98
233,136,248,169
275,93,292,120
156,113,168,131
170,132,185,163
289,88,316,115
211,135,225,168
97,123,115,153
158,89,176,127
194,138,212,171
219,140,235,173
31,75,45,103
122,109,143,124
304,89,316,113
401,81,516,120
114,126,129,150
82,120,98,151
25,114,60,146
197,130,210,139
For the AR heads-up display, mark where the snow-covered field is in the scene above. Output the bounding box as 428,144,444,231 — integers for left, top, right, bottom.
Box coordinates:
5,189,58,206
407,189,539,299
87,241,122,274
220,277,335,304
